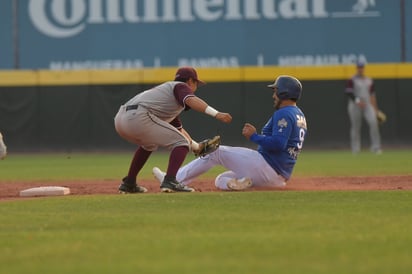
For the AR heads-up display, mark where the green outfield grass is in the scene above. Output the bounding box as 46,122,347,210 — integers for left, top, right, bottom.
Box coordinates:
1,191,411,274
0,149,411,181
294,149,412,176
0,149,411,274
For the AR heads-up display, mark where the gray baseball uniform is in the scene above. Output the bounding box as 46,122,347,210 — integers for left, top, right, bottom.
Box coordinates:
345,73,381,153
115,81,194,151
0,131,6,160
115,66,232,193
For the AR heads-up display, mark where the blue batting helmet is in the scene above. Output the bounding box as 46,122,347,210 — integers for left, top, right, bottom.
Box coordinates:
267,75,302,101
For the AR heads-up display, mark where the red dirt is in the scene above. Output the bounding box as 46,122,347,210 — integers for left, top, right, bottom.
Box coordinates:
1,175,411,201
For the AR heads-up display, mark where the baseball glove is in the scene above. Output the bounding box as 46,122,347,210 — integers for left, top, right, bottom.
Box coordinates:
194,135,221,157
376,110,387,125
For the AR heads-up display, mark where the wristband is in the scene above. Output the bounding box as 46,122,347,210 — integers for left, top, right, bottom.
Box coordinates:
191,140,200,150
205,106,219,117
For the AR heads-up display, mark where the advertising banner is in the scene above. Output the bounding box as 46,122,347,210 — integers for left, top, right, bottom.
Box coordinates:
0,0,408,70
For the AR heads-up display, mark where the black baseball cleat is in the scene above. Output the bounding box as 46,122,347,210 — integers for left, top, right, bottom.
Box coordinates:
118,176,147,194
160,177,195,193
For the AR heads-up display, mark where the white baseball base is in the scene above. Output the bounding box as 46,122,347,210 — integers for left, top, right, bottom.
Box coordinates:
19,186,71,197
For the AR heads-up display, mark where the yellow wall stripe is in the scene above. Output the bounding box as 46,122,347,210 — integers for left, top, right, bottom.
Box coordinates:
1,63,411,87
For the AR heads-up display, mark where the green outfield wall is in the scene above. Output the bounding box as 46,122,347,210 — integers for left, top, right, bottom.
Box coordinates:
1,64,411,152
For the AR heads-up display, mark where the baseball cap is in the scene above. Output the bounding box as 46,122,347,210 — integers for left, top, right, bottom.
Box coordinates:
174,67,205,86
356,60,366,67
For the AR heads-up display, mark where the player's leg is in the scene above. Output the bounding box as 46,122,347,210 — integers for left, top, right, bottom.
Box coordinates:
177,145,249,186
176,153,220,185
131,112,194,192
116,107,191,192
178,145,284,189
214,171,252,190
116,107,157,193
161,145,195,192
214,146,285,189
176,146,250,189
364,105,382,153
348,102,362,153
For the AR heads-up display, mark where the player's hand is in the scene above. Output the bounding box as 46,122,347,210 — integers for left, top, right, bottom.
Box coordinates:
216,112,232,123
356,101,366,109
242,123,256,139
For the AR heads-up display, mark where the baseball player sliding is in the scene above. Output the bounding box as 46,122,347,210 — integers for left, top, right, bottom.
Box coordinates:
153,75,308,191
114,67,232,193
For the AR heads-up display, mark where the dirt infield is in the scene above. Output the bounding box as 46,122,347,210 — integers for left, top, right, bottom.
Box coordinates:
1,175,411,201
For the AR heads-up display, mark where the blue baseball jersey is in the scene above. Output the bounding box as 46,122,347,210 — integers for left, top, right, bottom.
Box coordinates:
250,106,307,179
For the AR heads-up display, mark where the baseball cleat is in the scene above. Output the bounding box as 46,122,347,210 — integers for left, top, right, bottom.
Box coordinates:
152,167,166,184
227,177,252,191
118,176,147,193
160,177,195,193
0,132,7,160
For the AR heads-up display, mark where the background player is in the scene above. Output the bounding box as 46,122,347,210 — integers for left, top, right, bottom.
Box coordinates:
0,131,7,159
345,61,382,154
114,67,232,193
153,75,307,190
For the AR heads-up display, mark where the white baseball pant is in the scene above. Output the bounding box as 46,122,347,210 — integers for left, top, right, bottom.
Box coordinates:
177,145,286,190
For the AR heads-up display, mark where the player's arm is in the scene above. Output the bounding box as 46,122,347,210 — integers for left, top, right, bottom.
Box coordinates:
173,83,232,123
242,122,289,152
184,96,232,123
169,116,199,151
179,127,199,151
249,133,288,152
369,82,379,112
370,94,379,112
345,79,359,102
345,79,366,108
